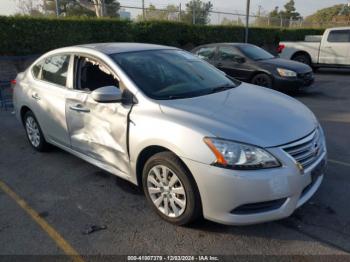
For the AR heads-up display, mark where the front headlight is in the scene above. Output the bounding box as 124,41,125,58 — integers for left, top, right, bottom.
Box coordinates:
204,137,281,170
277,68,297,77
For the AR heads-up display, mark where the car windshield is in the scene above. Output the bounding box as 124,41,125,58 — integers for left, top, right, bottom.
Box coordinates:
238,45,275,61
111,50,239,100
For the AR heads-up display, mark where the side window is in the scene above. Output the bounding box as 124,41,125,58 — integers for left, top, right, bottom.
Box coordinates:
75,56,119,92
195,46,216,60
41,55,70,86
218,46,242,61
327,30,350,43
32,61,43,79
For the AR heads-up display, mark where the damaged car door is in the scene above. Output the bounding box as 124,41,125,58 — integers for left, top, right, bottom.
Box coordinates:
65,55,131,176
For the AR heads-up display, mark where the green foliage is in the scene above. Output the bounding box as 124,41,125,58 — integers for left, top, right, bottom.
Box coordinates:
281,0,301,20
268,1,301,21
136,4,179,22
269,7,280,18
0,16,324,56
183,0,213,25
305,4,349,25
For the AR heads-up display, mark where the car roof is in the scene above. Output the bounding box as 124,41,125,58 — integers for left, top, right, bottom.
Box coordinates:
75,42,177,55
193,43,254,50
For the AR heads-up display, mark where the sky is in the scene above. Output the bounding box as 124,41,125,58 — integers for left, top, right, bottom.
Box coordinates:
0,0,348,17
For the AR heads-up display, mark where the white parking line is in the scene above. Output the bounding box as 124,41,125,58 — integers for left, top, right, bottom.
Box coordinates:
328,159,350,168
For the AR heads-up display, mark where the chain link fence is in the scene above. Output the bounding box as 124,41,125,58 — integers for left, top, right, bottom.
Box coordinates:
48,1,350,28
115,3,350,28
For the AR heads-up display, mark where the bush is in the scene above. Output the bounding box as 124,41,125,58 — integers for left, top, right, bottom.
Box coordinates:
0,16,325,56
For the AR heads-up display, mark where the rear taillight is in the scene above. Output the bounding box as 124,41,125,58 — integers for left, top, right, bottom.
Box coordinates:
10,79,16,88
277,44,285,54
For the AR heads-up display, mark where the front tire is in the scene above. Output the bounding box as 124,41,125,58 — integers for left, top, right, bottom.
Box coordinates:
142,152,201,225
251,73,273,88
23,111,49,152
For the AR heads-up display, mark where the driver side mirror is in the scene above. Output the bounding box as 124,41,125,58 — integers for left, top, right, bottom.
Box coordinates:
91,86,122,103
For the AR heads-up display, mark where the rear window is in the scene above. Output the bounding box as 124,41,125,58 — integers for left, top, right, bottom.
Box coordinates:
41,55,70,86
195,46,216,60
327,30,350,43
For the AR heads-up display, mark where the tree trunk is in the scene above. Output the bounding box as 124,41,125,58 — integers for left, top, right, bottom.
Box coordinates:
76,0,103,17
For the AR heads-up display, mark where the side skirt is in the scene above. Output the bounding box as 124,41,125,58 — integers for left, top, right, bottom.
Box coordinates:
48,139,132,182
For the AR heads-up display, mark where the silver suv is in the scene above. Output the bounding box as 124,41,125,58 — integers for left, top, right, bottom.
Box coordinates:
13,43,327,226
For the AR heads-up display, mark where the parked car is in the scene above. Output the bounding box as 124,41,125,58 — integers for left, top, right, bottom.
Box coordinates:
278,27,350,69
13,43,327,226
191,43,314,91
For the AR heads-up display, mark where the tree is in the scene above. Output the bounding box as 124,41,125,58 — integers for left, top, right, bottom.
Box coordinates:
15,0,43,16
305,4,350,26
42,0,120,17
183,0,213,25
280,0,301,20
137,4,179,21
269,6,279,18
221,17,243,26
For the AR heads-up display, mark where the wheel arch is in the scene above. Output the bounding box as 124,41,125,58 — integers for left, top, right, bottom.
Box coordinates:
135,145,200,195
250,71,274,86
291,51,312,64
20,105,32,124
250,70,273,81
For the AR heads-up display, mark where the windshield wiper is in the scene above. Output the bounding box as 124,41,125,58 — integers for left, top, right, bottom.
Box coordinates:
210,84,235,93
164,90,212,100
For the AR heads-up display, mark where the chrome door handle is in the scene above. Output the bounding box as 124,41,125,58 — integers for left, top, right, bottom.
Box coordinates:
69,104,90,113
32,93,41,100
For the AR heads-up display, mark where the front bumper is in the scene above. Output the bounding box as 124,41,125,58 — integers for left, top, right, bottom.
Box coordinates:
181,148,326,225
273,73,314,91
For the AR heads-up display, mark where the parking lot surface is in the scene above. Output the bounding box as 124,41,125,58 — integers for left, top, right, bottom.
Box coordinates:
1,69,350,258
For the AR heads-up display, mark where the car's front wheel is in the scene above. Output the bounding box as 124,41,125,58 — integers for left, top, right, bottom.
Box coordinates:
23,111,49,152
251,73,273,88
142,152,201,225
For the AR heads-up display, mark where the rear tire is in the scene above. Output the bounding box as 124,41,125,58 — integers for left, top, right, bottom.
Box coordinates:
142,151,201,226
292,53,311,67
251,73,273,88
23,111,49,152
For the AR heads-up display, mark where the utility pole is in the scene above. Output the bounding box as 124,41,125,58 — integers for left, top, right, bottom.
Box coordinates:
179,3,182,22
101,0,105,17
192,1,196,24
142,0,145,20
245,0,250,43
55,0,60,17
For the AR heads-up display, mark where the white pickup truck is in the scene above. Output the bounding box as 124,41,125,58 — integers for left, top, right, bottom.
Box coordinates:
278,27,350,68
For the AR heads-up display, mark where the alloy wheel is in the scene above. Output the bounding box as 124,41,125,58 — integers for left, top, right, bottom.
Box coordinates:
254,76,270,87
25,116,41,147
147,165,187,218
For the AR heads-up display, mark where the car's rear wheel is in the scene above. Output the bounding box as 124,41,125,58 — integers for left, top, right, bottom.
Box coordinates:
24,111,49,152
251,73,273,88
142,151,201,225
292,53,311,66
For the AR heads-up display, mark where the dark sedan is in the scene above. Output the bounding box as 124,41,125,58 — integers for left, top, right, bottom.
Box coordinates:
191,43,314,91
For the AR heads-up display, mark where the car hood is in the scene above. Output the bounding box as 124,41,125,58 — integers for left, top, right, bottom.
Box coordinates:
158,84,318,148
259,58,312,73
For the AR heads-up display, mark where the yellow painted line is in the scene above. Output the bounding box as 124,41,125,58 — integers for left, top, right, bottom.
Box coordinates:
0,180,84,262
328,159,350,168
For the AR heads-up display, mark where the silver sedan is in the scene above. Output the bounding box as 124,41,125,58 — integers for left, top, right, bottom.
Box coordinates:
13,43,327,225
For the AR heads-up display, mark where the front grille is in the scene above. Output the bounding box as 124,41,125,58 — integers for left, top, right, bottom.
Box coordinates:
231,198,287,215
282,129,324,170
